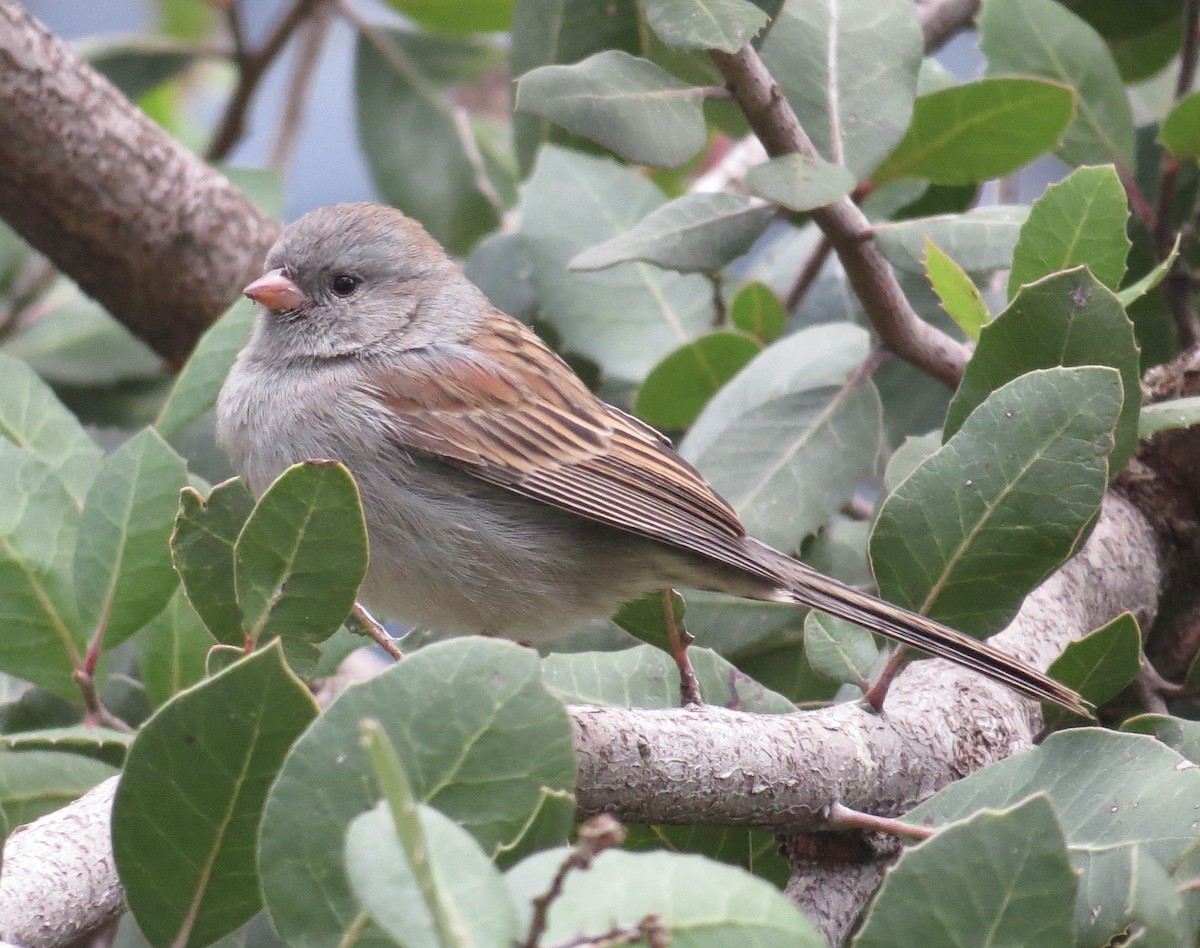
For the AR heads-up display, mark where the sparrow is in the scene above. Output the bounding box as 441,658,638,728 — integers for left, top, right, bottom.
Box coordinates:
216,202,1090,716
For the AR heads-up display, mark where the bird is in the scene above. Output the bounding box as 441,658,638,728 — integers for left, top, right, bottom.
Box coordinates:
216,202,1090,717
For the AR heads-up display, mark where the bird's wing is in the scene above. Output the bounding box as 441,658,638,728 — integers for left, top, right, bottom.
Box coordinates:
363,311,774,578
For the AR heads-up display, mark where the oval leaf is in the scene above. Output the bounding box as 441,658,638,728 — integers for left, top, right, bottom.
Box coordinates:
871,366,1122,635
635,331,761,430
113,643,318,947
924,239,989,340
259,639,575,947
745,153,857,211
1008,164,1130,297
516,51,708,168
569,193,775,273
730,282,787,343
641,0,769,52
945,268,1141,475
73,429,188,650
234,462,368,673
874,205,1029,274
874,78,1075,186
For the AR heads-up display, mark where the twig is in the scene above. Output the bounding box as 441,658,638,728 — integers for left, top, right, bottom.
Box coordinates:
268,0,334,175
917,0,981,53
348,602,405,661
784,233,833,314
0,255,55,339
523,816,627,948
862,645,908,711
825,801,935,840
662,590,702,706
72,668,134,734
709,45,970,388
205,0,323,162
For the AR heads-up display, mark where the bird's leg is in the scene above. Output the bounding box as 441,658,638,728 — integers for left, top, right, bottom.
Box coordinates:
347,602,404,661
662,589,702,707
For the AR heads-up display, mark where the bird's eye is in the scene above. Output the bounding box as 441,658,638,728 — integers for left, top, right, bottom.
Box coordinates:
330,274,360,297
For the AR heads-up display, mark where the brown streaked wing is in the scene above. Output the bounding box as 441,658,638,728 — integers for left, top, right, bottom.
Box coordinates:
367,311,763,575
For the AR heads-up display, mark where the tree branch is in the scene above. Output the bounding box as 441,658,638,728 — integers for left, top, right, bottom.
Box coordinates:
0,495,1157,946
0,0,280,366
710,44,971,388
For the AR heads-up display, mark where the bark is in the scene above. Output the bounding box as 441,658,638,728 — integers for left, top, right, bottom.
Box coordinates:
0,496,1159,947
0,0,280,366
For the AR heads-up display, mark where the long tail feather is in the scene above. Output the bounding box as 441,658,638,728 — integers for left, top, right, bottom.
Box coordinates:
768,551,1093,717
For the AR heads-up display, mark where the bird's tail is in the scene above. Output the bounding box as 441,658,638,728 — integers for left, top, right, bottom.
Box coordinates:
761,544,1092,717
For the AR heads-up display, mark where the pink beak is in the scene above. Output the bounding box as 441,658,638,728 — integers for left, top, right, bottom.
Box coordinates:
244,269,305,310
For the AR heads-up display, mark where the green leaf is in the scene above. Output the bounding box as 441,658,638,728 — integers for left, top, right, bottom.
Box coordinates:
355,29,503,254
171,478,255,645
113,643,318,947
1045,612,1140,713
681,324,883,554
73,429,188,650
136,588,215,708
761,0,922,180
383,0,513,33
669,590,804,658
882,431,942,494
906,729,1200,947
540,644,795,713
624,824,791,887
1118,234,1179,307
924,239,989,340
874,205,1029,274
156,298,255,441
730,282,786,343
1008,165,1130,297
612,588,685,653
641,0,769,52
945,268,1141,474
1139,395,1200,438
745,153,858,210
1,285,162,386
0,750,117,829
1077,845,1192,946
0,727,131,767
0,441,84,698
0,351,104,504
569,193,775,273
259,639,575,947
981,0,1135,167
515,51,708,168
348,722,519,948
803,612,878,686
1161,90,1200,160
509,0,643,174
635,332,761,430
234,462,368,673
874,79,1074,186
856,796,1076,947
505,848,824,946
1121,713,1200,765
871,367,1121,635
519,147,713,381
346,802,516,948
82,34,201,100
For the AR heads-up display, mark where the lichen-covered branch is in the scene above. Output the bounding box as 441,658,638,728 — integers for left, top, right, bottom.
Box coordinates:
0,0,280,366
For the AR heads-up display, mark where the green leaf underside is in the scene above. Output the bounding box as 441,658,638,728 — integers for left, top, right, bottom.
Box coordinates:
569,192,775,273
258,640,575,947
641,0,769,52
871,366,1121,636
516,51,708,168
745,154,857,211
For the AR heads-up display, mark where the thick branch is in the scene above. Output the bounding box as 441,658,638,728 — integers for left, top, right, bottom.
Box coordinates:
0,496,1158,945
0,0,280,365
710,45,971,388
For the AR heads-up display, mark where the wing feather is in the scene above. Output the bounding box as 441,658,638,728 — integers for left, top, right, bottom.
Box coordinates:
364,312,761,575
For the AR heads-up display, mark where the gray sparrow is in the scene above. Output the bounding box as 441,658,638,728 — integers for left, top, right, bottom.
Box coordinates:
216,203,1088,715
